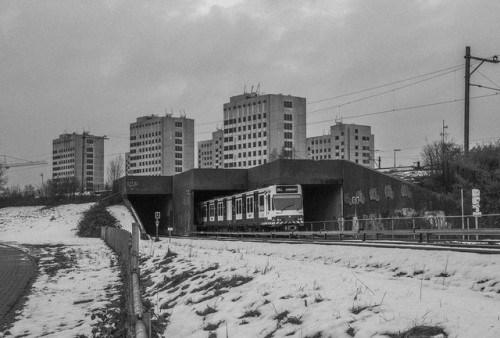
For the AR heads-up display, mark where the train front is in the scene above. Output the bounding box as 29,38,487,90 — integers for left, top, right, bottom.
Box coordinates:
270,185,304,231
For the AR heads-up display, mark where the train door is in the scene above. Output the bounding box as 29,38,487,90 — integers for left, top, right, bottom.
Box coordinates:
202,203,208,223
246,195,254,220
217,200,224,222
258,194,265,219
235,197,243,220
209,202,216,222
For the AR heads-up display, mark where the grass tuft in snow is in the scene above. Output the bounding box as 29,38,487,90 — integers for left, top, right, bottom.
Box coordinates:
195,305,217,316
273,310,289,322
203,320,223,331
350,303,378,315
385,325,448,338
239,309,261,319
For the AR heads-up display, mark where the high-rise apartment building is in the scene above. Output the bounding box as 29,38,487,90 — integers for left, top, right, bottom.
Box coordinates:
128,114,194,176
222,92,307,168
307,122,375,167
198,129,223,168
52,132,105,191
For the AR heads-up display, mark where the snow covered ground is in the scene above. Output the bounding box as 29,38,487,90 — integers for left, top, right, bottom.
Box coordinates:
140,238,500,338
1,204,499,337
0,203,133,338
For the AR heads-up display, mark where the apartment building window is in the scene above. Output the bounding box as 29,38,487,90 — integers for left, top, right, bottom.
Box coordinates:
284,101,293,108
175,131,183,137
284,114,293,121
284,123,293,130
175,122,183,127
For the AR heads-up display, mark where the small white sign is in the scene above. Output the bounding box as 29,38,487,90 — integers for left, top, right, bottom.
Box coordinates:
155,211,160,219
473,211,482,216
472,196,481,206
167,227,173,232
472,189,480,197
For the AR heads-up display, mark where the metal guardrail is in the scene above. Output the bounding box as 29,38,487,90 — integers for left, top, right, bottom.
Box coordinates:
101,224,149,338
192,228,500,244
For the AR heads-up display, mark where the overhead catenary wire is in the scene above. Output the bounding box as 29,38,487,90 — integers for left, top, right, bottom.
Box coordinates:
307,63,469,105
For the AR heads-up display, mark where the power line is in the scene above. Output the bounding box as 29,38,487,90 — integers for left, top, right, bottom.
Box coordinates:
307,63,469,105
306,92,498,127
307,67,466,116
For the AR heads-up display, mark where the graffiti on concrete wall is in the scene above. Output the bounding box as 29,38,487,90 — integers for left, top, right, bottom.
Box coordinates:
424,210,448,229
401,184,413,199
384,185,394,200
369,187,380,202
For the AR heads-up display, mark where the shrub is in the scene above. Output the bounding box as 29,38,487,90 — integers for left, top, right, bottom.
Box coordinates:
77,202,119,237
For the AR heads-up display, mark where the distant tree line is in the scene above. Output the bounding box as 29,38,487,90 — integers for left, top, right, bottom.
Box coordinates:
0,155,125,208
414,139,500,214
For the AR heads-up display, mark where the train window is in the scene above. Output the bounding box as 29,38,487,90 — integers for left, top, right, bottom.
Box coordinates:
267,194,271,210
273,194,302,211
236,198,242,215
246,196,254,213
209,203,215,217
217,202,224,217
202,205,207,218
259,195,265,212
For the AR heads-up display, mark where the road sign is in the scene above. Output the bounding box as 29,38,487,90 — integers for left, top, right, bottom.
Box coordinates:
472,196,480,206
167,227,173,232
155,212,160,220
472,188,480,197
351,196,360,205
472,189,480,215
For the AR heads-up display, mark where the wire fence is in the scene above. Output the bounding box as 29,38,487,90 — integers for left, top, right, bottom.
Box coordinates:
302,214,500,232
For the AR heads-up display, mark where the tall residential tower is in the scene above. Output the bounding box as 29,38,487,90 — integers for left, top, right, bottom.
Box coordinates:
222,92,307,168
128,114,194,176
307,122,375,167
52,132,105,191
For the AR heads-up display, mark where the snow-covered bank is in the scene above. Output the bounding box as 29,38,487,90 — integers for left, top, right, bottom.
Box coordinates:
140,238,500,338
0,204,129,337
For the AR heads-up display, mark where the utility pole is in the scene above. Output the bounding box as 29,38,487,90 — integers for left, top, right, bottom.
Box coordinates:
464,46,499,155
441,120,448,193
81,132,87,194
393,149,401,168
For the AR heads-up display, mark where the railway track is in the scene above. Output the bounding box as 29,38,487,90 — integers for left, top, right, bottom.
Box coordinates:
177,230,500,255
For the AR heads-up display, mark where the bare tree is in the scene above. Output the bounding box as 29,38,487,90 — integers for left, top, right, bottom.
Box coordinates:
420,139,461,193
106,155,124,188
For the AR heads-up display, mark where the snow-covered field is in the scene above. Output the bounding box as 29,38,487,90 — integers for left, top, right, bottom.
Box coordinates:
140,238,500,338
1,204,500,337
0,204,132,338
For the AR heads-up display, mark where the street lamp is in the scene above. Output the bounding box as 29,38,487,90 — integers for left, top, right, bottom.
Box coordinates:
393,149,401,168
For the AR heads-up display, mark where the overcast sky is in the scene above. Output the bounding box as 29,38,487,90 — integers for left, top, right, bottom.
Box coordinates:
1,0,500,188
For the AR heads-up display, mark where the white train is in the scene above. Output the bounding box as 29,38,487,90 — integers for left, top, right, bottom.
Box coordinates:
197,184,304,231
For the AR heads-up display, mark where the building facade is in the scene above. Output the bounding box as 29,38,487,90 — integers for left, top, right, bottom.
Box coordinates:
52,132,105,191
128,114,194,176
307,122,375,168
221,92,307,168
198,129,223,169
